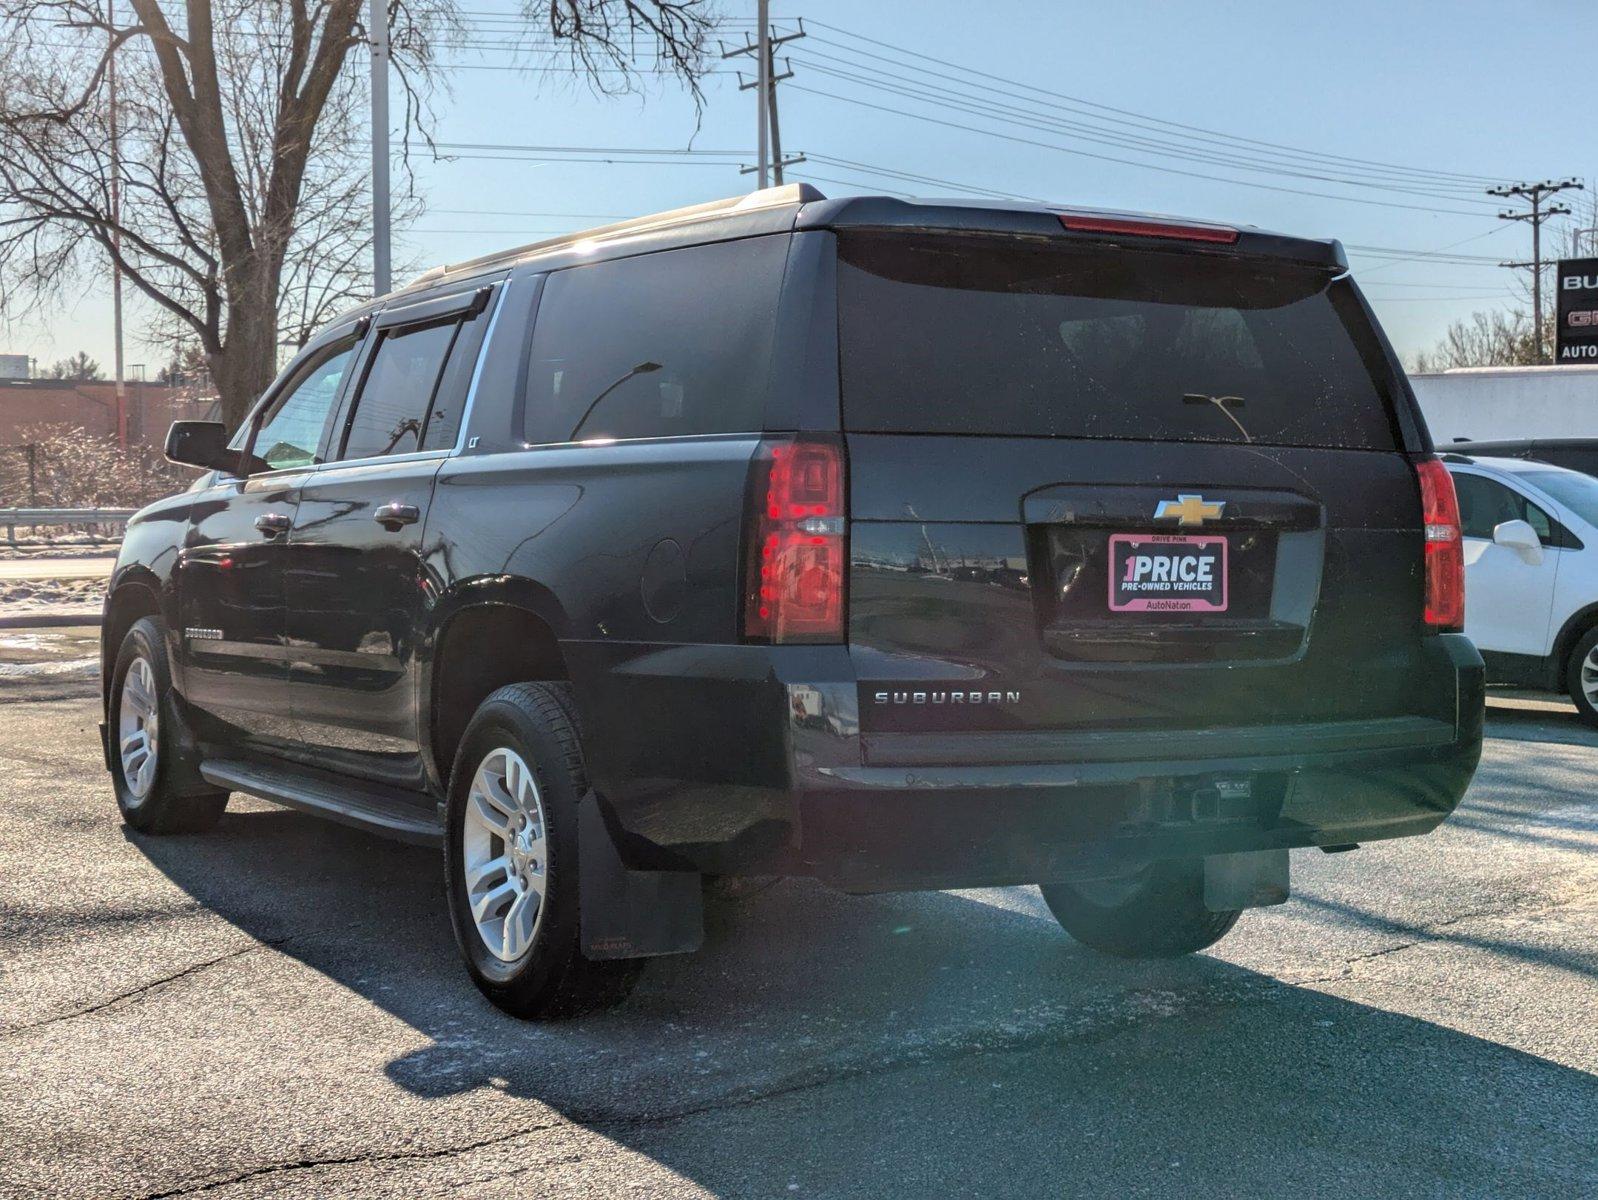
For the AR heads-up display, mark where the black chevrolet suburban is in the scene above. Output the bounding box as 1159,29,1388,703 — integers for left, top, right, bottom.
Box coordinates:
101,185,1484,1019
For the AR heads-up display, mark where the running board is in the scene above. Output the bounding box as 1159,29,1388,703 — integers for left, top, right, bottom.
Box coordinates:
200,759,443,846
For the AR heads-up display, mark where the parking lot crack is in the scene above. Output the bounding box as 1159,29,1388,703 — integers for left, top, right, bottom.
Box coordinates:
130,981,1282,1197
1286,886,1594,986
1,939,283,1037
134,1122,570,1199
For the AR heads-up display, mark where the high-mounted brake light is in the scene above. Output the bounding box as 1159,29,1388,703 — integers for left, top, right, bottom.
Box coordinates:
1415,456,1464,632
743,437,847,643
1058,213,1240,245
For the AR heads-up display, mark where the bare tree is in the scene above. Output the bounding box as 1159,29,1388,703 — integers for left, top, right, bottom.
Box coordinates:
1412,309,1543,372
0,1,715,427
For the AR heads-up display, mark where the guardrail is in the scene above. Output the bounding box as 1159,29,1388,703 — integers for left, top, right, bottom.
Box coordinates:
1,507,135,544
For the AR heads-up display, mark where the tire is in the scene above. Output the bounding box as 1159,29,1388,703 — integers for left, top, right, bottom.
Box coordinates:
109,617,228,835
1040,859,1242,959
1564,627,1598,729
443,682,642,1020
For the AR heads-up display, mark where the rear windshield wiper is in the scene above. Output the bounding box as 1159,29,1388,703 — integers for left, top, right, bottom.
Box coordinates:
1183,393,1251,443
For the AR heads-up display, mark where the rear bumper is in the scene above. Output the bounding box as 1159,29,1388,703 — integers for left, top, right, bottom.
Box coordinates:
566,633,1484,891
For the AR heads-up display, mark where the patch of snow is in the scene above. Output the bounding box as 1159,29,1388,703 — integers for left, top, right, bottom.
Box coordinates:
0,656,99,678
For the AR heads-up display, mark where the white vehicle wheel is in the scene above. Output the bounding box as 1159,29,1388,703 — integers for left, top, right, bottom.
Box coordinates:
443,682,642,1020
117,656,161,803
1565,627,1598,729
462,747,549,964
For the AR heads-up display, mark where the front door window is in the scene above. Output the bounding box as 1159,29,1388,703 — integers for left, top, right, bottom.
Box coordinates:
247,342,357,471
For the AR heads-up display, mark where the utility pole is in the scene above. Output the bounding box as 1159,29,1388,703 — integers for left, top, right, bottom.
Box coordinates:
756,0,768,189
723,13,805,188
1489,179,1583,364
108,1,126,448
369,0,392,296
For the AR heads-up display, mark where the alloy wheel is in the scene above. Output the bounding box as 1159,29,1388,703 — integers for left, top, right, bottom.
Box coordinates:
462,747,548,962
1581,645,1598,709
118,656,160,801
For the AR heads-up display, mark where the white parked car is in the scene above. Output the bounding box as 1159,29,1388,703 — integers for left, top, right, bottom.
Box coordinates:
1445,454,1598,725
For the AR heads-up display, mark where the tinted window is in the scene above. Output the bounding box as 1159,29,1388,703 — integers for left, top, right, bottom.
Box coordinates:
837,232,1399,449
1452,472,1554,542
249,342,355,470
418,310,485,452
342,320,459,460
523,236,787,444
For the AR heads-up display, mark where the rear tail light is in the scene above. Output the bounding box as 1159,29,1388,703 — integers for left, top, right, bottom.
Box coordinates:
1058,213,1239,244
1415,456,1464,632
743,436,847,643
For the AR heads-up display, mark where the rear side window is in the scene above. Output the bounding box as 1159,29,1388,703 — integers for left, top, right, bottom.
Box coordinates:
342,320,459,460
1521,470,1598,529
1453,472,1553,541
420,294,498,452
523,235,787,444
837,232,1399,450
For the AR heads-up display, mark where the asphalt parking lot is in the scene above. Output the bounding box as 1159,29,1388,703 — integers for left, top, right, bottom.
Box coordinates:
1,667,1595,1198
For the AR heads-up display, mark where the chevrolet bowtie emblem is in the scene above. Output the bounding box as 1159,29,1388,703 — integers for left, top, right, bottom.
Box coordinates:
1154,494,1226,527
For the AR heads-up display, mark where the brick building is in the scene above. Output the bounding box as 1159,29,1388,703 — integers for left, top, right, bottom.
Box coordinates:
0,378,218,450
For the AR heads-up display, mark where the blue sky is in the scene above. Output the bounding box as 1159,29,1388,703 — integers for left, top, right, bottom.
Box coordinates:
7,0,1594,377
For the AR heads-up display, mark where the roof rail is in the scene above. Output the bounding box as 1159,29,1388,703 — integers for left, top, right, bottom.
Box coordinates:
406,182,825,290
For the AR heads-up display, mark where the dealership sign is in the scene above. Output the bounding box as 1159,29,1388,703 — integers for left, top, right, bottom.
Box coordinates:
1557,258,1598,363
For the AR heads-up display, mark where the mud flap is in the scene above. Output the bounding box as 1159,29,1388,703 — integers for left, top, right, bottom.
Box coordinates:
578,793,704,960
1204,848,1290,911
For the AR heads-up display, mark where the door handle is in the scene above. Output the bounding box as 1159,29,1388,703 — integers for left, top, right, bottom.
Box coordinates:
254,512,292,537
373,502,420,531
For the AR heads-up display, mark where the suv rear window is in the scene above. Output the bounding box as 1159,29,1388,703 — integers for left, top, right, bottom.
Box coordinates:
837,232,1399,450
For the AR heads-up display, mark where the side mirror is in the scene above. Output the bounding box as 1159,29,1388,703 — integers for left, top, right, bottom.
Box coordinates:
165,421,236,472
165,421,240,474
1492,518,1544,565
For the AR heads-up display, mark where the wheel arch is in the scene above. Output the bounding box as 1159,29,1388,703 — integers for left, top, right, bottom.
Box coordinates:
423,581,574,792
101,570,165,710
1551,602,1598,685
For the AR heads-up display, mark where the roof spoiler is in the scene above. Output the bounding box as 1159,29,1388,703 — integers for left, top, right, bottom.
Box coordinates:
797,196,1348,272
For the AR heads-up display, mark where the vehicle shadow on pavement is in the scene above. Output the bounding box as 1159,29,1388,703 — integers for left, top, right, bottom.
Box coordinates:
130,805,1598,1197
1483,701,1598,748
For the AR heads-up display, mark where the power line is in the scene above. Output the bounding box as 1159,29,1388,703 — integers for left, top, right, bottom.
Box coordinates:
1365,294,1516,303
786,170,918,199
788,43,1492,200
1359,280,1521,290
1345,242,1505,263
806,154,1043,201
429,141,747,156
785,83,1497,217
804,20,1499,188
429,154,742,167
1349,227,1517,277
429,208,627,219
